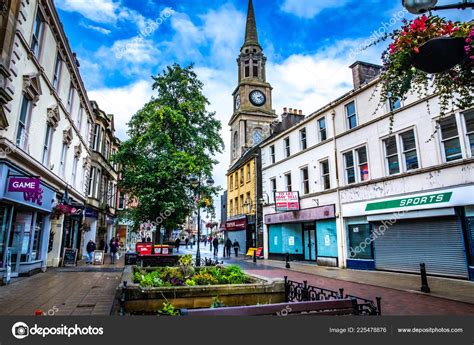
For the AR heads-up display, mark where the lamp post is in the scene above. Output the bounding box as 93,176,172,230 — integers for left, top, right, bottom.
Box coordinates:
402,0,473,14
189,174,214,267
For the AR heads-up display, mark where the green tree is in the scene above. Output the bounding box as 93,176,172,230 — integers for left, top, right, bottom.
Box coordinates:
114,64,224,240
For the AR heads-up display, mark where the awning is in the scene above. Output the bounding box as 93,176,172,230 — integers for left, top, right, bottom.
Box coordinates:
225,216,247,231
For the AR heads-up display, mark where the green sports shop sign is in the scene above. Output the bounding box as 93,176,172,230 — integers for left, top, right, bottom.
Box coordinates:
365,192,453,212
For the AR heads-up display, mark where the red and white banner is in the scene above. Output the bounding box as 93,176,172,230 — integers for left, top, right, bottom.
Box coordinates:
275,191,300,212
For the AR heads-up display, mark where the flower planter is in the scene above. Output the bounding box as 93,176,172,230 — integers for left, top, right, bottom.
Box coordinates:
411,37,468,73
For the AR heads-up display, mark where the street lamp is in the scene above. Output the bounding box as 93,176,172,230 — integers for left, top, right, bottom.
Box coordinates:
189,174,214,267
402,0,473,14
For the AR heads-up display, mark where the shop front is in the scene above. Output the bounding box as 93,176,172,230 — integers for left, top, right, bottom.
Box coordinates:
224,215,248,254
343,185,474,280
0,163,56,283
264,205,338,266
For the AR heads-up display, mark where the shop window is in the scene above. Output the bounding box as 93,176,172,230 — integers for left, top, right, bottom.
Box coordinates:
348,224,373,260
0,207,11,268
440,116,462,162
31,214,44,261
318,117,327,142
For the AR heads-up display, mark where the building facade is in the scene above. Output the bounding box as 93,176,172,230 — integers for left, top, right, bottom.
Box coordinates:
261,61,474,280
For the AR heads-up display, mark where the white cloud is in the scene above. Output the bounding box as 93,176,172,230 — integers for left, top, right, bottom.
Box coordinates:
281,0,352,19
56,0,119,23
79,22,112,35
88,80,154,140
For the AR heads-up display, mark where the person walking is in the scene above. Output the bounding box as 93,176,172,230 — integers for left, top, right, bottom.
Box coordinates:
86,240,96,264
233,239,241,257
212,237,219,257
175,237,181,253
209,236,213,251
185,237,189,249
225,238,232,258
109,238,118,264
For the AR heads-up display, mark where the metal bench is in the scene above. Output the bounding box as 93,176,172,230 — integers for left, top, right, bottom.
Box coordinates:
180,299,360,316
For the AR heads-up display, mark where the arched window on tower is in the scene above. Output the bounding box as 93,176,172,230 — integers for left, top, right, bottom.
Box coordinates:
253,60,258,78
233,131,239,158
245,60,250,78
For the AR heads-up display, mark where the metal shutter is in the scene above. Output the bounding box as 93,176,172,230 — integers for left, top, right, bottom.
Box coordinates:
373,217,468,278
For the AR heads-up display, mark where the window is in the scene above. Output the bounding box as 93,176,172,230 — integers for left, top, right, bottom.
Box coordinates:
59,143,68,178
118,192,126,209
344,146,369,184
229,175,233,191
240,168,244,185
240,195,245,214
52,53,62,90
76,106,83,131
88,167,96,197
345,101,357,129
16,97,31,149
320,160,330,190
246,163,251,182
285,173,292,192
234,172,238,189
67,83,75,113
390,97,401,111
84,121,91,144
270,145,275,164
384,136,400,175
42,125,53,165
401,130,419,171
440,116,462,162
252,60,258,77
284,137,290,157
301,167,309,195
245,60,250,78
464,110,474,157
318,117,327,142
300,128,307,150
229,200,233,217
31,10,44,57
71,157,79,187
235,198,239,215
92,124,101,151
348,224,373,259
246,192,251,213
270,178,277,197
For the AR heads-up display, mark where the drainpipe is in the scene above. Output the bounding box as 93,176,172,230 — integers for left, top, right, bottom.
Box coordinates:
331,110,347,268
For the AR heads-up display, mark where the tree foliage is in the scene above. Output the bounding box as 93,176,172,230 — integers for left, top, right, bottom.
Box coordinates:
114,64,224,237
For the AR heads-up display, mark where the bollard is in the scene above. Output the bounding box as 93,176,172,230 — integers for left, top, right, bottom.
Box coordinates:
339,288,345,299
376,297,382,316
119,281,128,316
420,263,431,293
285,252,290,269
253,249,257,263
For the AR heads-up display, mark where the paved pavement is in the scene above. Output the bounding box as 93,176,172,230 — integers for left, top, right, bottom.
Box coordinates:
0,257,124,316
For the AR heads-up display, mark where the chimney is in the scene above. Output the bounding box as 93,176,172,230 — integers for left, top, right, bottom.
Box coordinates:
293,109,298,115
299,110,303,115
289,108,293,114
349,61,382,89
283,107,287,113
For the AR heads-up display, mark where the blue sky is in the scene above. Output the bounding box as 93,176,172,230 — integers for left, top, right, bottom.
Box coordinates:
55,0,472,221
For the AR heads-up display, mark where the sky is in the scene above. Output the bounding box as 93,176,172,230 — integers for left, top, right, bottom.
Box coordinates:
55,0,472,222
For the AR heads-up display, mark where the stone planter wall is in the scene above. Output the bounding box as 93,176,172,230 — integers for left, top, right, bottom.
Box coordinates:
117,266,286,314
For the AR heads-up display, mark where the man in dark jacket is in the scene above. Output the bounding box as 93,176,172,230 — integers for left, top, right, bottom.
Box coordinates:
212,237,219,257
233,240,241,257
110,238,118,264
175,238,181,253
86,240,96,264
225,238,232,258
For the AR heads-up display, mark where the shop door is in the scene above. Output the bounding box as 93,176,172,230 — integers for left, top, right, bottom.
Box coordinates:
8,223,24,276
303,223,317,261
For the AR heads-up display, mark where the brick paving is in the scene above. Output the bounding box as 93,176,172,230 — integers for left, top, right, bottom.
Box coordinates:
0,267,123,316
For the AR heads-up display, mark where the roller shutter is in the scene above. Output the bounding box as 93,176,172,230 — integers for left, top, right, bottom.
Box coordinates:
373,217,468,278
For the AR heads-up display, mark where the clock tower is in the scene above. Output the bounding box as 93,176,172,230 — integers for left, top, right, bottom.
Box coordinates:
229,0,276,164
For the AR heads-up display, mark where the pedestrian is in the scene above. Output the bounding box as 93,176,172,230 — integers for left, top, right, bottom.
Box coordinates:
86,240,96,264
109,238,118,264
185,237,189,249
225,238,232,258
209,236,213,251
233,239,241,257
175,237,181,253
212,237,219,257
146,236,151,242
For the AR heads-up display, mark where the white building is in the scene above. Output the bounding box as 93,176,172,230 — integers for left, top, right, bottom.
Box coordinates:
0,0,119,281
261,61,474,280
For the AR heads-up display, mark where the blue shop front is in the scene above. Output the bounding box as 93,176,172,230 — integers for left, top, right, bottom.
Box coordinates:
0,163,56,284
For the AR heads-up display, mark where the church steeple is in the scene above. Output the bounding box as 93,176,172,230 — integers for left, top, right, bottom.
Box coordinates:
243,0,259,48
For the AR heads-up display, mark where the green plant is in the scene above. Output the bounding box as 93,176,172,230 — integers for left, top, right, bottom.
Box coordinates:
185,279,196,286
193,272,219,285
178,254,193,267
158,302,178,316
210,296,225,308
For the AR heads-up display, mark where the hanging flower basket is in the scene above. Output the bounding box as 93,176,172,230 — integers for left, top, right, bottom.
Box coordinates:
51,203,73,218
376,15,473,120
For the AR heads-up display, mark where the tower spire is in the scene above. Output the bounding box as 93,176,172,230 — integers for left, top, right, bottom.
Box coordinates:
243,0,259,47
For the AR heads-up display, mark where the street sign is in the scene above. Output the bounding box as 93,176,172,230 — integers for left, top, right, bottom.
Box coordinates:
93,250,105,265
62,248,78,267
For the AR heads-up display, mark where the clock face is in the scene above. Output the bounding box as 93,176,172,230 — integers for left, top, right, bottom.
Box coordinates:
235,94,241,110
249,90,266,107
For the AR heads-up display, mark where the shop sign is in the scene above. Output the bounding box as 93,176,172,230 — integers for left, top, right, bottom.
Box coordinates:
225,217,247,231
275,191,300,212
266,205,335,225
7,177,43,206
85,208,99,218
365,192,453,212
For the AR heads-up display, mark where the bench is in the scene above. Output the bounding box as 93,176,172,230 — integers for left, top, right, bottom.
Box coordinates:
180,299,360,316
